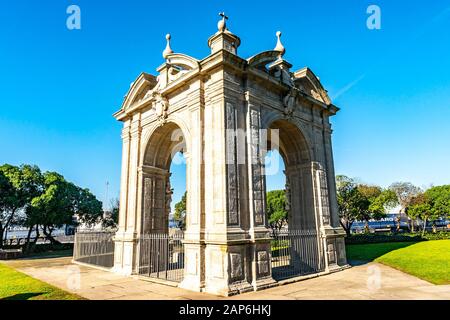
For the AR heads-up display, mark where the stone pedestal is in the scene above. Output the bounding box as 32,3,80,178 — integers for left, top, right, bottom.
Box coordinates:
112,230,138,275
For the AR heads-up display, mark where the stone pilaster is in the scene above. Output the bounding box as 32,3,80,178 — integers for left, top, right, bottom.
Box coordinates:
311,161,348,271
179,81,206,292
113,115,141,275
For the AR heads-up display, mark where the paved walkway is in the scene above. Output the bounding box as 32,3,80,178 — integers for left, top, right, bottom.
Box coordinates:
2,257,449,300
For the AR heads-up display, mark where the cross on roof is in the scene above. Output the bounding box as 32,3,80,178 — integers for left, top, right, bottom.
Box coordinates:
219,12,228,21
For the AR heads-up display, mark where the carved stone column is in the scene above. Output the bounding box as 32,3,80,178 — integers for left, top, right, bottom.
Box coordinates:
246,99,276,291
179,84,207,292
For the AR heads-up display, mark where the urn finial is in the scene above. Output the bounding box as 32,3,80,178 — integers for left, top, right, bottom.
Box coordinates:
274,31,286,58
162,33,173,59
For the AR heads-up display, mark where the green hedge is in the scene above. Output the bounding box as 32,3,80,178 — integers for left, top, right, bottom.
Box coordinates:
25,243,73,254
345,232,450,245
3,243,73,255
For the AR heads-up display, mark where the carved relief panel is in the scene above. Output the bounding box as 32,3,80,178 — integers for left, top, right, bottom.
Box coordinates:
142,174,169,234
249,107,266,226
312,162,331,227
225,102,240,226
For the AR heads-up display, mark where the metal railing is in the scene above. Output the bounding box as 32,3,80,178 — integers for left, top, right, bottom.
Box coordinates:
138,232,184,283
72,229,324,283
270,229,325,281
73,231,115,268
2,235,74,246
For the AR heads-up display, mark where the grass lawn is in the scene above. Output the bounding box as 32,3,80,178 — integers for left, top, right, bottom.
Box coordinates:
0,263,83,300
346,240,450,285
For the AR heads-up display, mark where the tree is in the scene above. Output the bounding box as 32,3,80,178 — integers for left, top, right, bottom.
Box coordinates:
18,165,44,248
173,192,187,230
266,190,288,232
30,172,103,244
74,186,104,227
0,170,12,247
0,163,104,250
425,185,450,221
406,193,431,236
102,198,119,229
390,182,422,231
29,172,74,244
337,176,398,236
356,184,381,231
336,175,363,236
370,189,398,220
0,164,42,248
408,185,450,235
358,185,398,222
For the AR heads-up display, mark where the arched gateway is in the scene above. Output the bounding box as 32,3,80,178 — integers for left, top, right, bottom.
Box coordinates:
112,15,348,296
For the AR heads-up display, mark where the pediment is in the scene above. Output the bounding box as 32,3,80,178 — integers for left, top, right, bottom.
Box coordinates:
121,73,157,111
294,68,331,104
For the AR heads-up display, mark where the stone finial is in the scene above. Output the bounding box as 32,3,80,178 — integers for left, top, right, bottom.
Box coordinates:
162,34,173,59
208,12,240,55
274,31,286,58
218,12,228,32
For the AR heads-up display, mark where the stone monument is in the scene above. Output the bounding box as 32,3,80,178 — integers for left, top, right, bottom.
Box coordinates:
112,14,348,296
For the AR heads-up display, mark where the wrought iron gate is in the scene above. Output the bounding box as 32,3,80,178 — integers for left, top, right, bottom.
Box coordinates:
137,232,184,282
270,229,325,281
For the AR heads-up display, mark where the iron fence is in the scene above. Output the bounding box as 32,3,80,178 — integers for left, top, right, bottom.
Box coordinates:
270,229,325,281
73,231,115,268
138,232,184,283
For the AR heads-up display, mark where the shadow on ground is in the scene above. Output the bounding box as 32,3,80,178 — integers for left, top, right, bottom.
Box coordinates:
21,249,73,260
346,241,417,266
1,292,45,300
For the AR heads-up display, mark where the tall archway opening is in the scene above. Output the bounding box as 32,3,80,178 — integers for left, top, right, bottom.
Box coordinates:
265,119,325,280
138,122,187,282
266,119,316,230
141,122,187,235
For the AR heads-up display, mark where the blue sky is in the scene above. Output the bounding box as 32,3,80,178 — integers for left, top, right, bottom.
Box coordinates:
1,1,449,209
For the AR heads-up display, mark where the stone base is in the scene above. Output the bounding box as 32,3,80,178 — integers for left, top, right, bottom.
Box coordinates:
228,280,254,296
178,274,204,293
252,275,278,291
204,280,254,297
328,263,351,273
112,230,138,276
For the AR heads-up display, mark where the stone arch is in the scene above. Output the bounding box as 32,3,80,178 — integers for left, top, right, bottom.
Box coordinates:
140,116,191,167
267,119,311,167
261,112,314,159
143,122,187,168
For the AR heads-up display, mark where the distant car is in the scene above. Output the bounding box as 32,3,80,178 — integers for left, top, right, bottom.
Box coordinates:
350,213,409,233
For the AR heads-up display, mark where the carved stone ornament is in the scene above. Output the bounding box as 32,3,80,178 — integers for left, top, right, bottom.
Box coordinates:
165,176,173,216
284,172,291,212
283,87,299,117
152,92,169,125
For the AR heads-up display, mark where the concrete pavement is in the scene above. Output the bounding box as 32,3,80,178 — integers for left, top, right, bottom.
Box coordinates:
2,257,449,300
